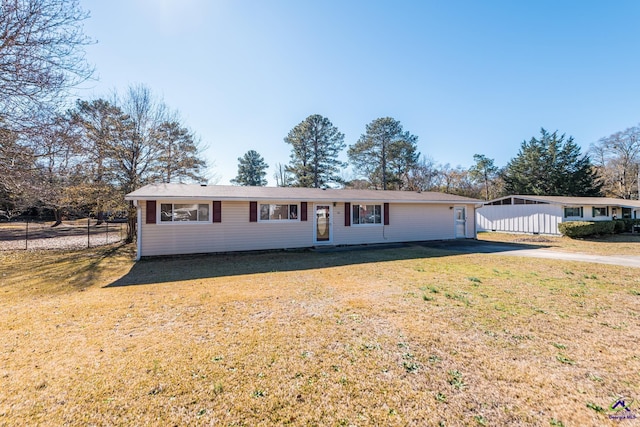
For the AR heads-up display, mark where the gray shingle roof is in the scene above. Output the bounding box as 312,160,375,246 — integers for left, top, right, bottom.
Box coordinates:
126,183,482,204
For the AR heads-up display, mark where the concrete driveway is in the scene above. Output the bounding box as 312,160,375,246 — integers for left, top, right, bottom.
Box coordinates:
420,239,640,268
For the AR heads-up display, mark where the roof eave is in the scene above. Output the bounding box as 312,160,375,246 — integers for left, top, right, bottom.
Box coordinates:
125,195,479,204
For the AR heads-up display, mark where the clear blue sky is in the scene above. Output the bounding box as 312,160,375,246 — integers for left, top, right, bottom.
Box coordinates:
79,0,640,185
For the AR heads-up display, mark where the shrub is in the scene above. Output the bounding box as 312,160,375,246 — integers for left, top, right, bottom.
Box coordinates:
559,221,615,238
613,219,626,233
619,218,640,233
558,221,594,238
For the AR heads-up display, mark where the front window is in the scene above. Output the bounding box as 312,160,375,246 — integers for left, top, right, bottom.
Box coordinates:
161,203,209,222
259,204,298,221
352,204,382,225
622,208,632,219
592,207,608,217
564,207,582,218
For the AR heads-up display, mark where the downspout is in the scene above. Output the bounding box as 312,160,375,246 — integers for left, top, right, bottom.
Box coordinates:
474,203,483,239
473,205,477,239
135,200,142,261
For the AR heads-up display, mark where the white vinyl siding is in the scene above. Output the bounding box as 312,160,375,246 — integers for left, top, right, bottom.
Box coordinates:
139,201,477,257
140,201,313,256
477,204,563,235
477,203,619,235
334,203,472,245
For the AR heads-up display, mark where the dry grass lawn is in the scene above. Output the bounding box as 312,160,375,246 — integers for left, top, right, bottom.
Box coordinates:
1,237,639,426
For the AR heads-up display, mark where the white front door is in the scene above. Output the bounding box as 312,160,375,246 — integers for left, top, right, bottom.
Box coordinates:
314,204,332,244
454,206,466,238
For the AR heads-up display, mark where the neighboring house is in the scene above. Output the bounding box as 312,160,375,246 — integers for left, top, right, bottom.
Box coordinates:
477,195,640,235
125,183,482,259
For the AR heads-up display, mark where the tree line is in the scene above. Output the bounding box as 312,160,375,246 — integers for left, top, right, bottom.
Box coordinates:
234,115,639,203
2,0,640,244
0,1,207,243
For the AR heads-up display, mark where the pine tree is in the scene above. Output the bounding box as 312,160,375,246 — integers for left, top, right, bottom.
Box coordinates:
469,154,500,200
153,121,207,183
348,117,419,190
231,150,268,186
284,114,346,188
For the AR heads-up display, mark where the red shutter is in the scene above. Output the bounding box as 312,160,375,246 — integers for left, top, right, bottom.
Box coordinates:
300,202,307,221
384,203,390,225
146,200,156,224
344,202,351,226
249,201,257,222
213,201,221,223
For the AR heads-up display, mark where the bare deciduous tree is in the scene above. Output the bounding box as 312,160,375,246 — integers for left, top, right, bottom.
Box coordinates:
434,163,481,198
0,0,93,128
273,162,293,187
30,114,85,225
404,155,439,191
590,126,640,199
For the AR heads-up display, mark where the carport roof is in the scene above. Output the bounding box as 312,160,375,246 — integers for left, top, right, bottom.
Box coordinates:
126,183,483,205
485,195,640,208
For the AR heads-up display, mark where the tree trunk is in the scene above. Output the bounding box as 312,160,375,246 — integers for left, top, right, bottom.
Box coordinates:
125,201,136,243
51,209,62,227
95,211,104,226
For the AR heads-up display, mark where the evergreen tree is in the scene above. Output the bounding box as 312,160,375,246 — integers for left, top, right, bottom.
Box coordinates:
469,154,500,200
284,114,346,188
502,128,602,196
231,150,268,186
153,121,207,183
348,117,419,190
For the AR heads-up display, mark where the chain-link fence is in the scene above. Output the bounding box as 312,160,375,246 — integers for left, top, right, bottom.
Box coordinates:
0,218,125,251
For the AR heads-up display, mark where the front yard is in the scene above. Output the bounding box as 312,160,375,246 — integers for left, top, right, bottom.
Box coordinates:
478,230,640,256
1,236,639,425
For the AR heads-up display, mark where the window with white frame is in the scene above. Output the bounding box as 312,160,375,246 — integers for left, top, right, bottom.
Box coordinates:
160,203,209,222
259,203,298,221
564,207,583,218
352,204,382,225
592,207,609,217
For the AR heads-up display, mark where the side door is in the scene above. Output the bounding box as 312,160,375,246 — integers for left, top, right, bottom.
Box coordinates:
454,206,466,238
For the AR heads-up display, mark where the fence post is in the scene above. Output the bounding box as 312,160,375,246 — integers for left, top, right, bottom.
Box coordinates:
87,217,90,249
25,217,29,250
